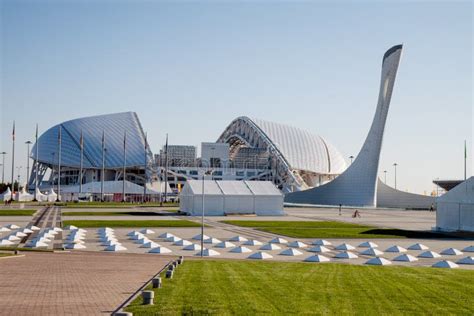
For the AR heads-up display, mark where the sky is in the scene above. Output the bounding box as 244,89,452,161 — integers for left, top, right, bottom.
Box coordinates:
0,0,472,194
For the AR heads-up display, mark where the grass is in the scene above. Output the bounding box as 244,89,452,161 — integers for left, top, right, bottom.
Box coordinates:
62,219,201,228
221,220,451,239
62,210,178,216
60,202,178,208
126,260,474,315
0,209,37,216
0,253,15,257
0,246,53,252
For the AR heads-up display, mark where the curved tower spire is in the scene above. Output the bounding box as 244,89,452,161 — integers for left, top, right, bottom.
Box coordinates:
285,44,403,207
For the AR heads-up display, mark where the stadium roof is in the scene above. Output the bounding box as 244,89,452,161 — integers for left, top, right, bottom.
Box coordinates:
218,116,346,175
31,112,152,169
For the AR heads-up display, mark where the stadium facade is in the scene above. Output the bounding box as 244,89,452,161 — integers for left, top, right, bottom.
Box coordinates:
29,112,153,192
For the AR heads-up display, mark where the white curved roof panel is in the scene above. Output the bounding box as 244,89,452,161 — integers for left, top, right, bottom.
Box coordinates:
248,118,346,174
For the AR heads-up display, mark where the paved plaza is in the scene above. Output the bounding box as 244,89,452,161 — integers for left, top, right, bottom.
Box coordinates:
0,251,171,315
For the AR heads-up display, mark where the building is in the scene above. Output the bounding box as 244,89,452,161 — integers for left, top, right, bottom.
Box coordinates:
284,44,435,208
155,142,270,193
179,180,284,216
435,177,474,232
217,117,347,192
29,112,154,193
155,145,197,167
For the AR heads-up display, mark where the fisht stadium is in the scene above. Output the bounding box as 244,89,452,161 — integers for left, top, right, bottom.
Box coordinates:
217,117,347,192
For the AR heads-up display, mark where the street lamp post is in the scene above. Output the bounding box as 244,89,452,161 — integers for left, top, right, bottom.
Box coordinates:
0,152,6,184
16,166,22,187
349,155,354,164
393,163,398,189
25,141,32,191
383,170,387,184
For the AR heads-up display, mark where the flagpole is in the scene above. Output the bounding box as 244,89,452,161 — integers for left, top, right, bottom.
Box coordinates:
143,132,147,203
34,124,39,201
464,140,467,181
57,125,61,202
10,121,15,201
164,133,169,205
101,130,105,202
79,130,84,194
122,131,127,202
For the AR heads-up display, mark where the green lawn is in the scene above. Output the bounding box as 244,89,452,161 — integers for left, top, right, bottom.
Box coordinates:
0,209,37,216
126,260,474,315
0,253,15,257
221,220,450,239
62,219,200,228
62,210,178,216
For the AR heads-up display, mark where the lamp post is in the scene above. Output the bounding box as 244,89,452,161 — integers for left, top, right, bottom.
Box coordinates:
200,146,215,257
25,141,32,191
383,170,387,184
393,163,398,189
349,155,354,164
0,152,6,184
16,166,22,187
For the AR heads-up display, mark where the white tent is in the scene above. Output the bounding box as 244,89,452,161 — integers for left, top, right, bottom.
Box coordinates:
46,188,58,202
0,188,12,202
245,181,284,216
35,188,48,202
180,180,225,216
436,177,474,232
15,187,33,202
216,181,254,214
179,180,284,216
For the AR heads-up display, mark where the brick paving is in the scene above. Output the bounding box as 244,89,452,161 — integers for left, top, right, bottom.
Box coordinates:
0,251,173,315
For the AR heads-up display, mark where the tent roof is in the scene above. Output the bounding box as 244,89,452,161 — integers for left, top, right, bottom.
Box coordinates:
184,180,282,197
244,181,282,196
186,180,223,195
437,177,474,204
217,181,252,195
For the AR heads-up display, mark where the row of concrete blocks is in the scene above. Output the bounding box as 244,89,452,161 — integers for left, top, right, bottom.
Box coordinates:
114,256,184,316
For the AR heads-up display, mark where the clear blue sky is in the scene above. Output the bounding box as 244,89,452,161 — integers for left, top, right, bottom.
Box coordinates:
1,1,472,194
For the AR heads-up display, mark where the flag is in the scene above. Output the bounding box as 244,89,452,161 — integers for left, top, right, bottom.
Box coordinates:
123,131,127,150
102,130,105,146
58,125,62,144
465,140,467,159
35,124,38,139
12,121,15,141
80,130,83,149
144,132,148,150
